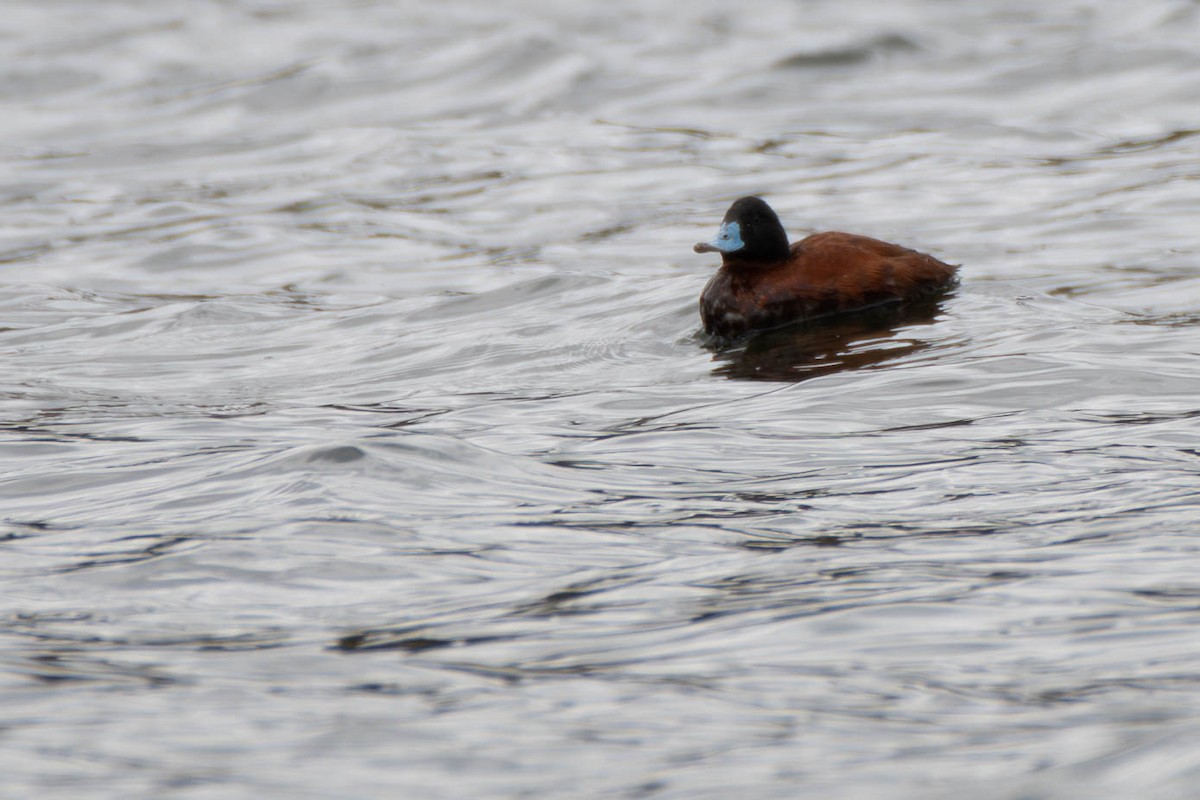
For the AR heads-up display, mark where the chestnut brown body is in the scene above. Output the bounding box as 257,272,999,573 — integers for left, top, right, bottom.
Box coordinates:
695,198,957,339
701,232,956,338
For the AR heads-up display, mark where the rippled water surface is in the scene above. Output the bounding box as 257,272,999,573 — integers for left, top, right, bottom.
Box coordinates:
4,1,1200,797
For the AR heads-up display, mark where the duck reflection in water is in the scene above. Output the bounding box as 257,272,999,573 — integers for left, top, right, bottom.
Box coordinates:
709,299,944,381
693,196,958,381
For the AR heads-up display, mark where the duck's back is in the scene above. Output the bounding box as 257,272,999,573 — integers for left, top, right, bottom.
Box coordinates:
790,232,957,300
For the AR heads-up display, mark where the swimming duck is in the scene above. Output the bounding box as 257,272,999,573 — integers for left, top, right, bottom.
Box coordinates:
694,196,957,338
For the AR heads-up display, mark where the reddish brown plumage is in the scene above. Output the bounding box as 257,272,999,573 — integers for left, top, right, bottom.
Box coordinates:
695,199,957,338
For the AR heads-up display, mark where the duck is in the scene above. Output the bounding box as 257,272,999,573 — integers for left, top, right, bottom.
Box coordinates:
694,196,957,338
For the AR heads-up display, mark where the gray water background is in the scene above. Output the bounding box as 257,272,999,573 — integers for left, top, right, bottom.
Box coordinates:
3,1,1200,797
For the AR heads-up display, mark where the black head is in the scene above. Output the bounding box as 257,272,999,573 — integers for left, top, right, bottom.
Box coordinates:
694,196,791,263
